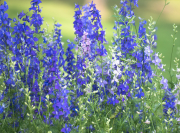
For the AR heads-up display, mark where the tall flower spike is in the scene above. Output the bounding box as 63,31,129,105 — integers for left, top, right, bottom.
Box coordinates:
29,0,43,33
73,3,83,38
81,32,91,56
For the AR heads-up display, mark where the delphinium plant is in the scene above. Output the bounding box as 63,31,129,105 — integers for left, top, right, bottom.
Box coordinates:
0,0,179,132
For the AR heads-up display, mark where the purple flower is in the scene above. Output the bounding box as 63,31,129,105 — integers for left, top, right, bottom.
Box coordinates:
86,125,95,131
138,20,147,38
61,124,71,133
0,105,4,114
144,46,153,56
0,1,9,12
30,0,42,5
73,3,83,38
81,32,91,55
163,89,176,117
160,76,168,89
96,45,107,56
29,0,43,33
98,30,106,43
95,65,102,74
22,15,30,22
55,23,62,27
131,0,138,7
13,18,17,22
107,95,119,106
158,64,165,71
18,11,26,19
152,53,161,66
52,110,63,119
99,79,107,87
135,88,144,98
177,118,180,122
176,74,180,80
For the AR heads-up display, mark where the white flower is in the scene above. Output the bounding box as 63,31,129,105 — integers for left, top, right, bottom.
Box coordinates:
112,60,119,66
175,100,180,105
117,52,121,56
111,76,119,83
137,111,142,114
125,65,128,69
152,130,156,133
176,74,180,80
144,119,150,124
177,68,180,72
144,46,153,56
113,67,121,75
177,117,180,122
84,87,91,95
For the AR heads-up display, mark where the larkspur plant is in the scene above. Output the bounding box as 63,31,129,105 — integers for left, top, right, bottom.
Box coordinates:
0,0,179,132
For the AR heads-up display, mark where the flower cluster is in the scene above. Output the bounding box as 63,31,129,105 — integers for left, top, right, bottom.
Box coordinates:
0,0,179,132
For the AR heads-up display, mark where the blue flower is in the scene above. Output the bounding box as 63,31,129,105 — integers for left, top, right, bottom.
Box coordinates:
107,95,119,106
61,124,71,133
86,125,95,131
0,1,9,12
163,89,176,117
152,53,161,66
18,11,26,19
96,44,107,56
30,0,42,6
0,105,4,114
55,23,62,27
135,88,144,98
160,76,168,90
144,46,153,57
130,0,138,7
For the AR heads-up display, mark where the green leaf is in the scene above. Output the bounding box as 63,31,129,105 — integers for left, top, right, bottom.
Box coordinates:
134,113,139,123
128,16,135,24
153,102,161,113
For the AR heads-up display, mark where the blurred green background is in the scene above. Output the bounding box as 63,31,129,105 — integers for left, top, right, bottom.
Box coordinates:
1,0,180,81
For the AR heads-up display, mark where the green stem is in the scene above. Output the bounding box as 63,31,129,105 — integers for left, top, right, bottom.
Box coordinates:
169,44,174,88
156,0,168,24
91,99,101,132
